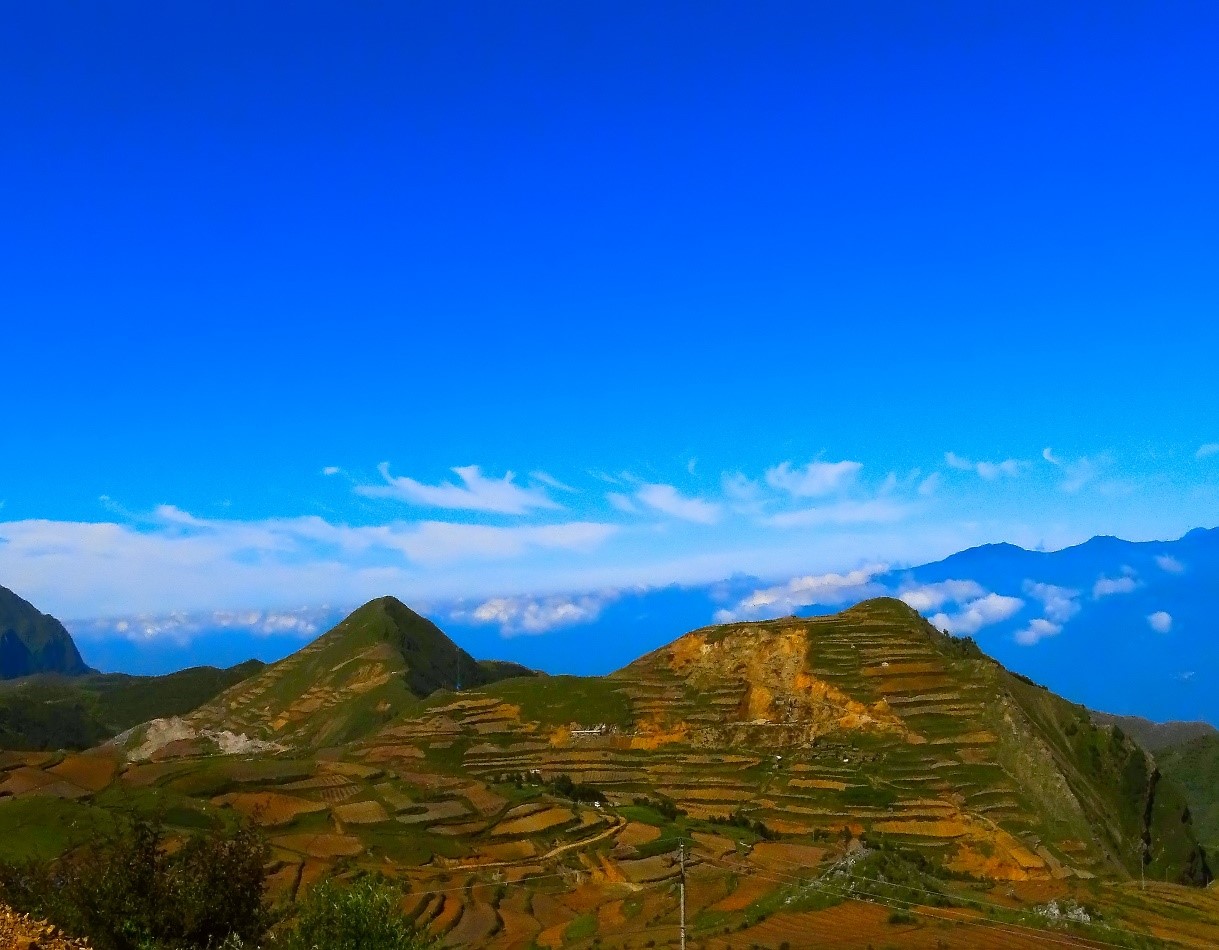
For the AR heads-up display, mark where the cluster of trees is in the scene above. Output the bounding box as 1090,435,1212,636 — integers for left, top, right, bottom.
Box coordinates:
0,814,432,950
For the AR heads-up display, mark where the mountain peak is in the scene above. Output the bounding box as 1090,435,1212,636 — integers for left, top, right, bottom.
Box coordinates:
175,596,534,748
0,584,93,679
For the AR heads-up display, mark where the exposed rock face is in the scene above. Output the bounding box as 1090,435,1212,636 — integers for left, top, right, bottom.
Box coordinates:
0,903,91,950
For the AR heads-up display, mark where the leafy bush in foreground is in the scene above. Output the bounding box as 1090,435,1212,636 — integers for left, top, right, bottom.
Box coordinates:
0,812,271,950
278,875,430,950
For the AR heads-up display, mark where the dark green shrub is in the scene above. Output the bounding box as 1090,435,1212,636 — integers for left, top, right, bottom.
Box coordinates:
0,812,271,950
280,875,431,950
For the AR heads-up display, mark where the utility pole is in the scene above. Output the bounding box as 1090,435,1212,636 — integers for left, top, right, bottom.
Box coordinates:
679,840,687,950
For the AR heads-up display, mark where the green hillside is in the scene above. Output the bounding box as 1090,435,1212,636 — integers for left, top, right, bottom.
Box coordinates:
1156,733,1219,853
180,596,538,748
0,585,92,679
0,660,265,750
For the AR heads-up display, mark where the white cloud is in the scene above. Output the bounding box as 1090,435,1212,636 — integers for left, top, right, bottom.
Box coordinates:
321,466,342,476
1197,443,1219,460
930,593,1024,635
1023,581,1081,624
1147,611,1173,634
1093,574,1138,598
1175,671,1195,681
635,484,722,524
451,592,616,636
765,460,862,498
917,472,941,497
721,472,758,501
1014,618,1062,646
606,492,639,514
72,606,337,644
765,499,911,529
530,471,578,493
356,463,560,514
0,509,619,617
1042,448,1101,493
1155,554,1185,573
713,567,885,622
898,580,985,612
945,452,1022,479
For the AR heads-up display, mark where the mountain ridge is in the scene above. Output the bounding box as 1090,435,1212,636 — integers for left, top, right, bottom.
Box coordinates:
0,584,93,679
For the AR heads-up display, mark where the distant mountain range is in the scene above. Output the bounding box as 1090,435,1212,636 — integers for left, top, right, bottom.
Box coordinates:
62,528,1219,728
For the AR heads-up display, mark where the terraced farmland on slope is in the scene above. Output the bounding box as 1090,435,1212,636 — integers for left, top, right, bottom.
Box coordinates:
0,596,1212,947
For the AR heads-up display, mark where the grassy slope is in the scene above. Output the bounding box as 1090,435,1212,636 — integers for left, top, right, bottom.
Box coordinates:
186,597,537,747
0,660,265,751
1156,734,1219,853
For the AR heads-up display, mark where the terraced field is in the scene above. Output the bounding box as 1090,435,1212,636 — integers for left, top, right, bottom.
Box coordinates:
0,596,1213,947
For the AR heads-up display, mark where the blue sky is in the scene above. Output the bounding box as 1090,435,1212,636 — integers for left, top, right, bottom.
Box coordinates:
2,3,1218,643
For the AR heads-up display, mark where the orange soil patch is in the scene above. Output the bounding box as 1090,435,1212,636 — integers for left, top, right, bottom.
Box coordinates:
616,821,662,847
120,761,188,788
596,898,627,931
271,833,364,858
283,773,351,790
626,723,689,750
863,661,945,676
213,792,327,826
332,800,389,824
618,854,678,884
444,901,498,947
559,880,612,915
789,777,848,791
458,783,507,816
872,818,969,838
492,890,541,949
298,859,330,892
759,816,816,836
362,744,425,762
477,840,538,861
319,760,382,779
691,831,736,858
931,730,997,745
490,806,575,837
750,841,826,870
529,891,575,929
427,894,464,937
710,872,777,912
0,767,54,796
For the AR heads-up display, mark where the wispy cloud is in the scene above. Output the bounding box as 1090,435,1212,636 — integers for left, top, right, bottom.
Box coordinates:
634,483,722,524
530,471,578,493
945,452,1022,479
1024,581,1081,624
357,463,560,514
764,499,911,529
1042,448,1099,493
917,472,941,497
765,460,862,497
1155,554,1185,574
0,507,619,617
1093,573,1138,598
606,492,639,514
71,606,340,644
713,567,884,622
1147,610,1173,633
1014,618,1062,646
1197,443,1219,460
321,466,342,476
